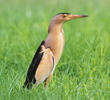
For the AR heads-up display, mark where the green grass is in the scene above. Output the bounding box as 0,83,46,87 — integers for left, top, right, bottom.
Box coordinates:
0,0,110,100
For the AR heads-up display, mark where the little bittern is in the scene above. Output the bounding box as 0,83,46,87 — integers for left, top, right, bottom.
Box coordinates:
23,13,88,88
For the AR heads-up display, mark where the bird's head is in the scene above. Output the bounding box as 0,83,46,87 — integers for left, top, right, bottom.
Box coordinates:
52,13,88,24
48,13,88,33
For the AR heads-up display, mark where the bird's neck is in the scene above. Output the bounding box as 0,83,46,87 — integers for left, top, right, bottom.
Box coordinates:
48,22,64,34
45,22,64,65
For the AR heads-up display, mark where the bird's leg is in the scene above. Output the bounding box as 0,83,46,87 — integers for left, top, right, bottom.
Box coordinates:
44,79,48,88
44,73,53,88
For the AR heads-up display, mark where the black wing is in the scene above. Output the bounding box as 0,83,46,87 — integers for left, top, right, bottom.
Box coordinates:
23,41,45,89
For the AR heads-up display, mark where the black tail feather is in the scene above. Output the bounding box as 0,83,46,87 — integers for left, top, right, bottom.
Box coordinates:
23,81,32,89
23,77,36,89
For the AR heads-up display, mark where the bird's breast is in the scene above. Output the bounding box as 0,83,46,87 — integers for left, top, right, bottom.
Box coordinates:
45,32,64,65
57,32,64,62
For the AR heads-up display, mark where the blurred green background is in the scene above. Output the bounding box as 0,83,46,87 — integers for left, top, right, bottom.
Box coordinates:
0,0,110,100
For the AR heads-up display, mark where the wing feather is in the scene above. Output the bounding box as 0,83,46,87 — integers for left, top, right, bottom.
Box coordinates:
23,41,45,88
23,41,54,89
35,48,54,85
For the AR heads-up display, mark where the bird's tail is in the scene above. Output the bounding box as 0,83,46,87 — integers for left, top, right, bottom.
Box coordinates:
23,79,28,88
23,79,33,89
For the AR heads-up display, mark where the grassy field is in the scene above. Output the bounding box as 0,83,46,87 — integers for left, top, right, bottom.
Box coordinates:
0,0,110,100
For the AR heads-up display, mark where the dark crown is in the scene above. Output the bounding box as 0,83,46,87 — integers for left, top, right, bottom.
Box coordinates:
56,13,71,15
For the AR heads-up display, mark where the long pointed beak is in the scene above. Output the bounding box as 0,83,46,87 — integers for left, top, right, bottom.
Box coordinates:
69,14,88,19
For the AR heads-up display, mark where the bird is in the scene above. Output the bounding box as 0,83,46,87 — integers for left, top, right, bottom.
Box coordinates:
23,13,88,89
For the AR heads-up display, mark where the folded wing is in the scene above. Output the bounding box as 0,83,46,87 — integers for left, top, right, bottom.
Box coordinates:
23,41,54,89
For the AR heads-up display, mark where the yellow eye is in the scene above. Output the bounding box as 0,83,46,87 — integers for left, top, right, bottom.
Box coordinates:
63,14,67,17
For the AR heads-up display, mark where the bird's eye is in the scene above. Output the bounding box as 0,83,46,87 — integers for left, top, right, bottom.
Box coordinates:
63,14,67,18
